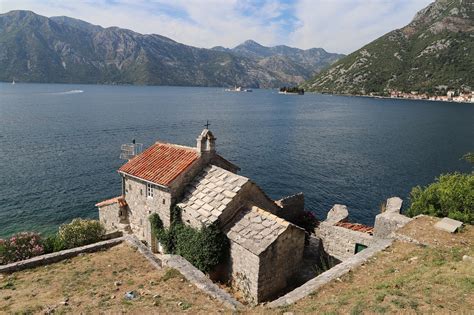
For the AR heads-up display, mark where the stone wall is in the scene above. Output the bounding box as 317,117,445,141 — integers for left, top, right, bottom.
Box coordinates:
0,237,124,273
267,238,393,308
98,202,126,232
239,182,280,216
227,241,260,303
275,193,305,223
257,225,305,302
374,197,412,238
124,175,172,247
314,204,375,261
169,155,209,201
315,222,375,261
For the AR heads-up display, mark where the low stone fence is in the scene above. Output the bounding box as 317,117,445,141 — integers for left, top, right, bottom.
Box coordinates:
123,235,162,269
268,239,393,308
161,254,244,310
0,237,124,273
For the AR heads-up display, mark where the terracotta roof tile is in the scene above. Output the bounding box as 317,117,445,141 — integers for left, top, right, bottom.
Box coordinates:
334,222,374,235
96,195,127,208
119,143,199,186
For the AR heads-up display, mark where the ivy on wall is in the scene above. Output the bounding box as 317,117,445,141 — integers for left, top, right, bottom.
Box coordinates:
149,206,229,273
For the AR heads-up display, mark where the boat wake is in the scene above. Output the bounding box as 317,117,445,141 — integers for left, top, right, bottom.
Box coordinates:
49,90,84,95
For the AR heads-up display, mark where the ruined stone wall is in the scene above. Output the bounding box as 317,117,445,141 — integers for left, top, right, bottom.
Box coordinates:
373,197,412,238
275,193,305,223
227,241,260,304
98,203,123,232
315,222,375,261
240,182,280,215
257,226,305,302
124,176,172,247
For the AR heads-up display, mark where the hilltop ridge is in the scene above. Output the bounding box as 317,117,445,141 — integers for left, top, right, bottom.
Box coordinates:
0,11,342,87
303,0,474,95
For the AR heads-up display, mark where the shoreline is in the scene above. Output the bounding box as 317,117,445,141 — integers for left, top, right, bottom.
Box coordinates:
309,91,474,104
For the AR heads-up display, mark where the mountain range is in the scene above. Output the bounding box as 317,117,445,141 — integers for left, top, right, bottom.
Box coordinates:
0,10,343,88
303,0,474,95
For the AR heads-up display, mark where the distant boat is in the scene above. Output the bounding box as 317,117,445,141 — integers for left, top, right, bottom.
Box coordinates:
11,80,15,85
278,86,304,95
225,86,252,92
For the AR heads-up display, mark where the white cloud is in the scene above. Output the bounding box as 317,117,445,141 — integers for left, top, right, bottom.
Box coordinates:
289,0,433,53
0,0,433,54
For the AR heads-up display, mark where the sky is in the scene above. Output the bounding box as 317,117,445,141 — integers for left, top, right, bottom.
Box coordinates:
0,0,433,54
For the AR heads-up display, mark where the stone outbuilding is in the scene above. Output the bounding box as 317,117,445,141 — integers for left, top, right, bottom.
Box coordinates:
96,128,305,303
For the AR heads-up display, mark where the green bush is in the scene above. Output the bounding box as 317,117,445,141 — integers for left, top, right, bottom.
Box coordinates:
58,218,105,249
42,234,66,254
149,207,229,273
174,224,228,273
406,172,474,224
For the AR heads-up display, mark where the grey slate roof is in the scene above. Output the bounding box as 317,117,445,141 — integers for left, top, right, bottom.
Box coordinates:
224,206,290,255
178,165,249,225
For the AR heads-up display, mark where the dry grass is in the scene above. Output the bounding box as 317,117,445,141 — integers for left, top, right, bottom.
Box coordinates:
0,243,230,314
269,216,474,314
1,216,472,314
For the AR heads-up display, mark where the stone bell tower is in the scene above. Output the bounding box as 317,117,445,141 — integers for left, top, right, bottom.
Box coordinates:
196,125,216,155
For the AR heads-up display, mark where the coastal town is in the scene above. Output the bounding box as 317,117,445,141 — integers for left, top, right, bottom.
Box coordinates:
389,88,474,103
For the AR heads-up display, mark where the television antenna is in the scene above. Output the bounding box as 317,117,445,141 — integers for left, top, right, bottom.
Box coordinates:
120,139,143,160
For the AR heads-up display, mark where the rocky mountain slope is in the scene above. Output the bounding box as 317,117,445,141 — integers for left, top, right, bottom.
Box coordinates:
0,11,342,87
303,0,474,95
213,40,343,83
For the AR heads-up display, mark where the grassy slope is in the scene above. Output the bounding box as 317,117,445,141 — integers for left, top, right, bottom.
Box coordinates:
273,216,474,314
1,216,472,314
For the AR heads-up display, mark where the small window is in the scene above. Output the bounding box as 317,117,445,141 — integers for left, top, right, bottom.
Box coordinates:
162,199,166,205
355,243,368,254
140,189,143,196
129,184,132,191
146,183,154,198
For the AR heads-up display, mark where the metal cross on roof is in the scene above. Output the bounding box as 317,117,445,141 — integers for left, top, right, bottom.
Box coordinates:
204,120,211,129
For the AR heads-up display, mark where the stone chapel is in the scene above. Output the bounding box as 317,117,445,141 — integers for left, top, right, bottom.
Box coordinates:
96,128,306,303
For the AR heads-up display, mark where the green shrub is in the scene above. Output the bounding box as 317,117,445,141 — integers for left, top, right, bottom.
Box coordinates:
58,218,105,249
174,223,228,273
149,207,229,273
42,234,66,254
0,232,44,264
406,172,474,224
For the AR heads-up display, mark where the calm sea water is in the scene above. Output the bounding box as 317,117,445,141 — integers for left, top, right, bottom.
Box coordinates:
0,83,473,237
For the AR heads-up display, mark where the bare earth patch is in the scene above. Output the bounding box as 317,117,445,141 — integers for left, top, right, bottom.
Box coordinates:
0,243,230,314
397,215,472,247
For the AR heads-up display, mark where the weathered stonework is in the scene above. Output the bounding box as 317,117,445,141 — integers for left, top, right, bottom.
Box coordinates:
124,176,172,247
275,193,305,222
268,238,393,308
257,225,305,302
315,221,375,261
314,204,374,261
96,129,306,304
224,206,305,303
0,237,124,273
374,197,412,238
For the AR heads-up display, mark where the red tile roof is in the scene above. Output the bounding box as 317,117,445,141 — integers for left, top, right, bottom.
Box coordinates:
118,143,199,186
96,195,127,208
334,222,374,235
